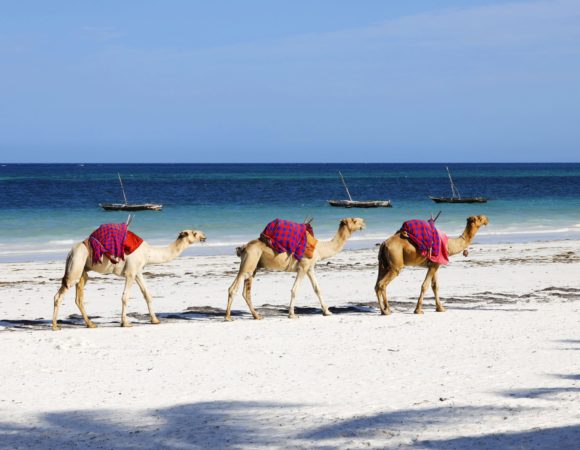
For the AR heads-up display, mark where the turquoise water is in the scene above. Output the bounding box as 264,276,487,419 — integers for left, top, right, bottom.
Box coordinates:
1,163,579,262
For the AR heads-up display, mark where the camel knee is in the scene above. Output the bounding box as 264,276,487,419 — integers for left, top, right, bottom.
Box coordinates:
74,293,84,307
54,285,67,304
58,278,71,292
121,289,132,308
242,279,252,299
228,280,242,299
229,273,249,295
61,275,72,289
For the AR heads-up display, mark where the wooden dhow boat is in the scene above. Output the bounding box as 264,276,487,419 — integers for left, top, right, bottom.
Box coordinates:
429,167,488,204
327,199,392,208
327,171,392,208
99,202,163,211
99,173,163,212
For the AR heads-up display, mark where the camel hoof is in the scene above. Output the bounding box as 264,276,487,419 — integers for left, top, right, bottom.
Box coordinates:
288,313,298,319
224,316,233,322
121,321,133,328
253,315,263,321
150,318,161,325
414,310,424,315
52,325,61,331
436,307,446,313
380,310,391,316
86,322,97,329
322,310,333,317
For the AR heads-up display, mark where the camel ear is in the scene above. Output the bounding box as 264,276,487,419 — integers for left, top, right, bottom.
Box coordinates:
178,231,189,239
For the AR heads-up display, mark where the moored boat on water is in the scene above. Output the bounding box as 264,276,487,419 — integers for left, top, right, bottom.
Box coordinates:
327,171,392,208
99,202,163,211
99,173,163,211
429,167,488,204
328,199,392,208
429,196,487,204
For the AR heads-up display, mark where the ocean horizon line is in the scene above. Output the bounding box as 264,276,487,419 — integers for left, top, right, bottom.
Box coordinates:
2,161,580,165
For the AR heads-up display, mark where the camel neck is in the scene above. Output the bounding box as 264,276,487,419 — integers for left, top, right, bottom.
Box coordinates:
318,224,351,260
146,239,188,265
447,223,478,256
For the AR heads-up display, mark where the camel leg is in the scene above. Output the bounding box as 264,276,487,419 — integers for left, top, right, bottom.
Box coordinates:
75,272,96,328
52,248,87,331
135,273,160,324
227,273,259,320
431,269,445,312
375,269,399,316
226,274,243,321
120,276,135,327
414,266,437,315
242,271,262,320
227,272,261,320
374,263,388,314
306,270,332,316
289,269,306,319
226,249,260,321
52,285,68,331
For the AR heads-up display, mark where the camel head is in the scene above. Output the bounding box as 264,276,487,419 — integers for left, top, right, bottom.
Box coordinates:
178,229,207,244
340,217,366,232
466,215,489,229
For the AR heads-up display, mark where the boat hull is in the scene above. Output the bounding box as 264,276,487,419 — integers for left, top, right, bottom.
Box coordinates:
99,203,163,211
429,197,487,204
327,200,392,208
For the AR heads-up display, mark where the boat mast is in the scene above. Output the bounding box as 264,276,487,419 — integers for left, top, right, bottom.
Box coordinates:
446,166,461,199
338,171,353,201
117,172,129,205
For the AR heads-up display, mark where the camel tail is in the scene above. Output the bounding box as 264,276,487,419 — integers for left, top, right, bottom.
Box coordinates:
378,242,390,271
236,245,247,258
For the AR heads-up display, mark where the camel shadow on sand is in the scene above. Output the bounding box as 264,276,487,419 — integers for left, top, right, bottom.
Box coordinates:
0,298,546,331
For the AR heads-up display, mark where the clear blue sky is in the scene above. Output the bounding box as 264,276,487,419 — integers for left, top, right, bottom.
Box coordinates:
1,0,579,162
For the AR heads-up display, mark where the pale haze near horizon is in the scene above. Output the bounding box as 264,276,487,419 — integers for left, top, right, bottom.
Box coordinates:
1,0,579,163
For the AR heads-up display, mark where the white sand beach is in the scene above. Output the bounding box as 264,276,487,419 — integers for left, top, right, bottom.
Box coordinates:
1,240,579,449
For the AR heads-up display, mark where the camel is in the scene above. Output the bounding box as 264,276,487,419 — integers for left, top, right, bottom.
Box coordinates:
226,217,366,321
52,229,206,330
375,215,488,315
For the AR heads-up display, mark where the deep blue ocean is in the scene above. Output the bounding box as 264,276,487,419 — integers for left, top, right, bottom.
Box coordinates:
1,163,580,262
